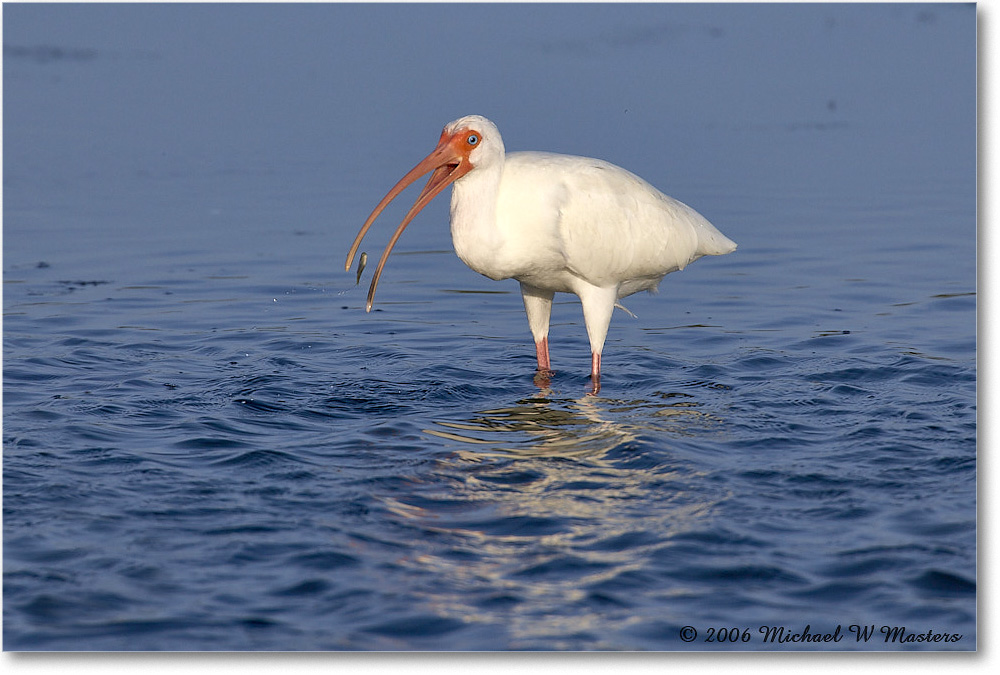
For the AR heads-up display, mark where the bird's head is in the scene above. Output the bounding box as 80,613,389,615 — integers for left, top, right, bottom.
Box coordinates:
345,115,504,311
441,115,504,174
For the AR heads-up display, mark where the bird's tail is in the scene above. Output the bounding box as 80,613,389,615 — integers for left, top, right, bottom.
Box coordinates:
697,224,738,257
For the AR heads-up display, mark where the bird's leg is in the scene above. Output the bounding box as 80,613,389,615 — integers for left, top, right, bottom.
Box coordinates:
590,352,601,394
520,283,555,375
532,345,552,390
535,337,551,371
577,284,617,396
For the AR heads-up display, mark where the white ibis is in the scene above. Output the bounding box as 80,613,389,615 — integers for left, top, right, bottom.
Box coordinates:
345,115,736,392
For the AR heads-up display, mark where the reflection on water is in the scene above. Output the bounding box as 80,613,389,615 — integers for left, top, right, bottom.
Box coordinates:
367,391,731,648
425,389,725,457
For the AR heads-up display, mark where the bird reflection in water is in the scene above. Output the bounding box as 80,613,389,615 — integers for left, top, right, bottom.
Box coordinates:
424,388,724,459
369,390,732,648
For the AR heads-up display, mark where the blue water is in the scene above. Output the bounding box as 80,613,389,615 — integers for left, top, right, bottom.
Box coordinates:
3,3,976,650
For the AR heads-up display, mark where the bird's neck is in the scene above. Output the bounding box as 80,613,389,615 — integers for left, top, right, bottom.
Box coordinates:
449,161,508,280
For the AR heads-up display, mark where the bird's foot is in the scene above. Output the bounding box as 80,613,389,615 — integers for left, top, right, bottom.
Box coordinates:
533,368,554,390
586,374,601,396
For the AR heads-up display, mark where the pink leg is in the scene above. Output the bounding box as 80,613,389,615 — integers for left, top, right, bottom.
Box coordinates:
588,352,601,395
532,338,553,390
535,337,551,372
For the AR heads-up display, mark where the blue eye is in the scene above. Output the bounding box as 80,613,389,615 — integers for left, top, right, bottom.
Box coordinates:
467,134,479,146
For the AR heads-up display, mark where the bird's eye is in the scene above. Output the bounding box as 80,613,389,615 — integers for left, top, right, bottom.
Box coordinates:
466,134,479,146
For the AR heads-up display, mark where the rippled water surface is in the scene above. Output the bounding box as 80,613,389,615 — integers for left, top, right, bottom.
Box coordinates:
3,3,975,650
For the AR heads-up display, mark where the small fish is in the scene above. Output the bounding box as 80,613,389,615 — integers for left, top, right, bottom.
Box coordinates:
355,251,368,285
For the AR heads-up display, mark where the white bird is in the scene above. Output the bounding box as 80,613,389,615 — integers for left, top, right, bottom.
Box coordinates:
345,115,736,393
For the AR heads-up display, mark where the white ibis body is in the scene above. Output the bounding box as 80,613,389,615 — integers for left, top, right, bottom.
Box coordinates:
345,115,736,392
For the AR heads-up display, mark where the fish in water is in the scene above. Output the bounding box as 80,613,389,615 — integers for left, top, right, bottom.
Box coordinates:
355,251,368,285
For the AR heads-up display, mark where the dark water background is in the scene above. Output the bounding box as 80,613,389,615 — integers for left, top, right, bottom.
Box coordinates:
3,3,976,650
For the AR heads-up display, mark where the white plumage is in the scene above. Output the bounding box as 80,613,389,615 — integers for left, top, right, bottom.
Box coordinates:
346,115,736,392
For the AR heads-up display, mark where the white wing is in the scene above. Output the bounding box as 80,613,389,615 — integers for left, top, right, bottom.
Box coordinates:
498,152,735,293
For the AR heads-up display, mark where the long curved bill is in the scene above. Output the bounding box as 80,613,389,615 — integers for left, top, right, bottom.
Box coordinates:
346,129,473,312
